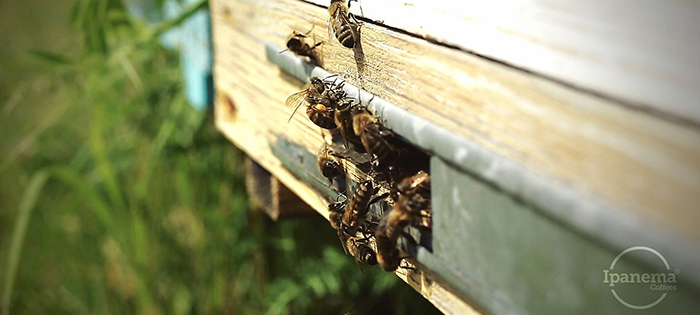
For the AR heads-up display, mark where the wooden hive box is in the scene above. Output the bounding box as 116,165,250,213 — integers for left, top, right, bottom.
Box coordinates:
211,0,700,313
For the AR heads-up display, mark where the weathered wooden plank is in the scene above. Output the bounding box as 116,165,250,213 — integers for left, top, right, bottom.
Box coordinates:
264,48,700,297
214,58,483,315
245,158,317,219
306,0,700,125
212,0,700,245
212,2,491,313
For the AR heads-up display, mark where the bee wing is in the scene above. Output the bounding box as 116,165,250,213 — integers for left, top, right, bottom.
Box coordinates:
339,124,350,149
338,230,351,255
327,14,337,47
315,40,325,66
285,89,308,123
355,257,365,274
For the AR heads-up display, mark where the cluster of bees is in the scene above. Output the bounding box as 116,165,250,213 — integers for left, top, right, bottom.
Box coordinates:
282,0,432,272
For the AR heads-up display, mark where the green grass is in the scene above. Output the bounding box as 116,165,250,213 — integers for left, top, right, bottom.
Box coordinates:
0,0,441,314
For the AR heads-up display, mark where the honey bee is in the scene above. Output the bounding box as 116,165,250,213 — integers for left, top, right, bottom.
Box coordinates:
352,107,399,169
286,77,337,129
317,143,345,182
334,99,363,149
374,196,426,272
375,227,402,272
284,27,323,66
330,200,377,269
322,76,348,104
328,199,346,230
375,172,431,271
340,180,380,237
345,236,378,267
397,170,431,201
328,0,361,48
386,192,430,240
328,198,355,254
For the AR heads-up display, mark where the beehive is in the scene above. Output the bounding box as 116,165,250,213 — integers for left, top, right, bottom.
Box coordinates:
211,0,700,313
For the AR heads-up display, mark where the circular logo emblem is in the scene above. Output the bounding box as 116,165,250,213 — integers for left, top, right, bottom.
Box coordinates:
603,246,678,309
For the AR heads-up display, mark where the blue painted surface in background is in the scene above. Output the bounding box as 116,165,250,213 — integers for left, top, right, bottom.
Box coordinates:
127,0,213,109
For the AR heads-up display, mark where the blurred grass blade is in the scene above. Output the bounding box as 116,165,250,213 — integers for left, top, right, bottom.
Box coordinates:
2,171,49,315
147,0,208,39
91,102,127,213
26,49,74,66
136,93,186,200
48,166,120,238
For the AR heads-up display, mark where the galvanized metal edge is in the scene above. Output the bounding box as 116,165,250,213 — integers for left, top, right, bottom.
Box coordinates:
264,43,700,292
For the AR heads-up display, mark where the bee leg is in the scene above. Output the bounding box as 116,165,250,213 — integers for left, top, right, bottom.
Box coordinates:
327,76,341,90
354,233,372,243
355,86,363,105
368,192,388,206
347,0,364,18
311,41,323,49
365,220,379,233
303,24,315,36
366,93,376,107
337,229,351,255
323,74,339,85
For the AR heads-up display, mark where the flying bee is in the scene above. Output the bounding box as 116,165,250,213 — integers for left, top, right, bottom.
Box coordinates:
328,0,361,48
286,77,338,129
352,107,400,169
317,143,345,182
283,27,323,66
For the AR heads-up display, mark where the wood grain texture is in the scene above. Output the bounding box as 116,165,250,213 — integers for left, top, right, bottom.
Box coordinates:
306,0,700,125
212,0,700,244
212,2,487,313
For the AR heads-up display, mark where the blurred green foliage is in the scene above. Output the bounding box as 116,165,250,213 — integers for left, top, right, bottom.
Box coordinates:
0,0,441,314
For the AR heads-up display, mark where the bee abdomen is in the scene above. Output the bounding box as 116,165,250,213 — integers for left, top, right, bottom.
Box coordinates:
321,160,343,179
307,107,338,129
372,139,396,164
356,244,377,265
342,180,374,231
336,25,356,48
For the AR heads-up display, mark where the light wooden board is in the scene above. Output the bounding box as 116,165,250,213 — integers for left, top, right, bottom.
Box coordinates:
306,0,700,125
212,0,700,244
